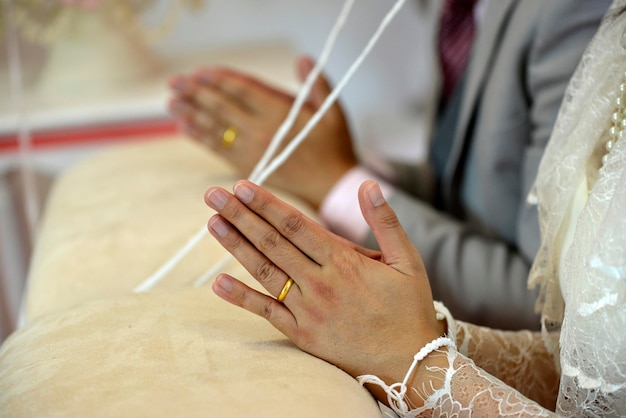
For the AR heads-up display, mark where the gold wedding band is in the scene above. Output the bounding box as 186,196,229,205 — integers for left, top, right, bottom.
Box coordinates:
277,277,294,303
221,126,238,148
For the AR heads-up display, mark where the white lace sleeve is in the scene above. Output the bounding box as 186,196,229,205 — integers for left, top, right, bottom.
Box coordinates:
389,321,557,417
454,321,560,409
409,350,554,417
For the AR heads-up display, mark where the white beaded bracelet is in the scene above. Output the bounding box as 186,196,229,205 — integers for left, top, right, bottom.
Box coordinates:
357,336,456,415
357,302,457,416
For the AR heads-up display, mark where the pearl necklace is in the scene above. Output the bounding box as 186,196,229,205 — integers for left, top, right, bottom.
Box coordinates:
604,71,626,165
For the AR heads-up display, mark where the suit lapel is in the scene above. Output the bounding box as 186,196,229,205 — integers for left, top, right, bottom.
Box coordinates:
443,0,518,191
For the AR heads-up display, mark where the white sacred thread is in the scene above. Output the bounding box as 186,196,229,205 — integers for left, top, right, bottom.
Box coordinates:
193,0,408,288
248,0,356,183
134,0,408,292
133,0,355,293
254,0,407,187
357,336,456,415
433,300,457,341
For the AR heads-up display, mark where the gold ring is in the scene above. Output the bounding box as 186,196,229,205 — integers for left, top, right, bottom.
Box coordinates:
221,126,238,148
277,277,294,303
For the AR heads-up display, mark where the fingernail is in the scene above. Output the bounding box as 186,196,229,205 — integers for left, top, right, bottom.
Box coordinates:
170,76,186,90
209,217,229,237
197,71,211,83
207,189,228,209
367,183,385,207
216,275,233,291
234,183,254,203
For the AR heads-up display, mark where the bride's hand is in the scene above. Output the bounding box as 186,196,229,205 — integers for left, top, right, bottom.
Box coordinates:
205,180,444,384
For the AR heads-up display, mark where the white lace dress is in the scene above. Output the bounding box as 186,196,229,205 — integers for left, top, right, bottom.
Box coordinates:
386,2,626,416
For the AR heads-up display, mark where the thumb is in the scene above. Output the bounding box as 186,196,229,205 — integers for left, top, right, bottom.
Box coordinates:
296,55,334,110
358,181,422,270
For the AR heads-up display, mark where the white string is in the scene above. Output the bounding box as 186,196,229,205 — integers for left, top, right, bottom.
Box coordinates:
248,0,355,183
133,0,354,293
133,226,207,292
192,0,408,288
135,0,408,292
254,0,407,186
190,0,356,288
433,300,457,341
3,0,39,243
357,336,456,416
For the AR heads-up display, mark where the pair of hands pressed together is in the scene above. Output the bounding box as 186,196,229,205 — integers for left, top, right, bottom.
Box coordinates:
204,179,446,407
168,56,357,209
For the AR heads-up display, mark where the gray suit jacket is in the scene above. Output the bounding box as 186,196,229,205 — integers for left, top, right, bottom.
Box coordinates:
363,0,610,329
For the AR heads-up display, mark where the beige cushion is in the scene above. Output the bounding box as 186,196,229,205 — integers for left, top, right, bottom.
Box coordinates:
0,138,381,417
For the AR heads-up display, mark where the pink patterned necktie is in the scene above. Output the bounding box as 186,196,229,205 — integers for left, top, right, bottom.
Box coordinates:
438,0,478,104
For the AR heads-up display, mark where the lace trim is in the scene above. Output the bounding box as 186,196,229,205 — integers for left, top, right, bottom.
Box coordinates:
358,337,455,415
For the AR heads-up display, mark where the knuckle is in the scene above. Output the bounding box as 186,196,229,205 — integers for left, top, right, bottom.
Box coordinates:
280,214,305,238
254,259,277,283
196,89,213,106
193,111,206,126
377,212,401,230
327,251,361,285
231,86,248,102
261,299,277,322
329,251,358,274
226,232,244,251
253,193,271,213
226,203,245,222
258,229,281,252
231,284,248,305
199,90,222,114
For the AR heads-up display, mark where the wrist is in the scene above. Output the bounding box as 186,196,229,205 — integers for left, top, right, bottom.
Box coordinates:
305,161,357,209
358,336,456,413
405,345,452,408
357,302,457,413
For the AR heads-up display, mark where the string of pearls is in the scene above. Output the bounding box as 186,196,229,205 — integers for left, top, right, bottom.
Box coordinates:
604,71,626,165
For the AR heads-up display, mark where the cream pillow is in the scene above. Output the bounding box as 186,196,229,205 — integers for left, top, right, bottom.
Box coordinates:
0,287,380,417
0,138,382,417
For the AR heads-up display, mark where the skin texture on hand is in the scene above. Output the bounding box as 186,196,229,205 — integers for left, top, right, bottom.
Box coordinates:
169,56,358,209
204,179,446,407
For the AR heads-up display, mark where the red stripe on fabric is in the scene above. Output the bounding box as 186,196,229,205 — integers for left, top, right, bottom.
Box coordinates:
0,119,179,153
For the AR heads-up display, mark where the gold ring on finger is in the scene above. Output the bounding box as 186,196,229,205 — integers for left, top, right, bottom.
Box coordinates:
277,277,294,303
221,126,238,148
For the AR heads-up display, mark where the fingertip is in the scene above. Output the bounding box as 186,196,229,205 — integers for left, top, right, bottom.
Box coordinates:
296,56,314,79
205,188,229,210
215,273,234,292
212,274,241,306
208,215,230,238
194,67,215,84
361,181,386,207
239,179,257,187
233,180,255,204
168,75,180,88
204,187,220,206
169,75,189,91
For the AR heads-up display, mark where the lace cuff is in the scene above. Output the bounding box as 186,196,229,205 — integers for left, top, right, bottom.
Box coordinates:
364,302,558,417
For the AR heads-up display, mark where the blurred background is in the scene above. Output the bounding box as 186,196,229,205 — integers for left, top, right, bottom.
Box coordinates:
0,0,439,342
